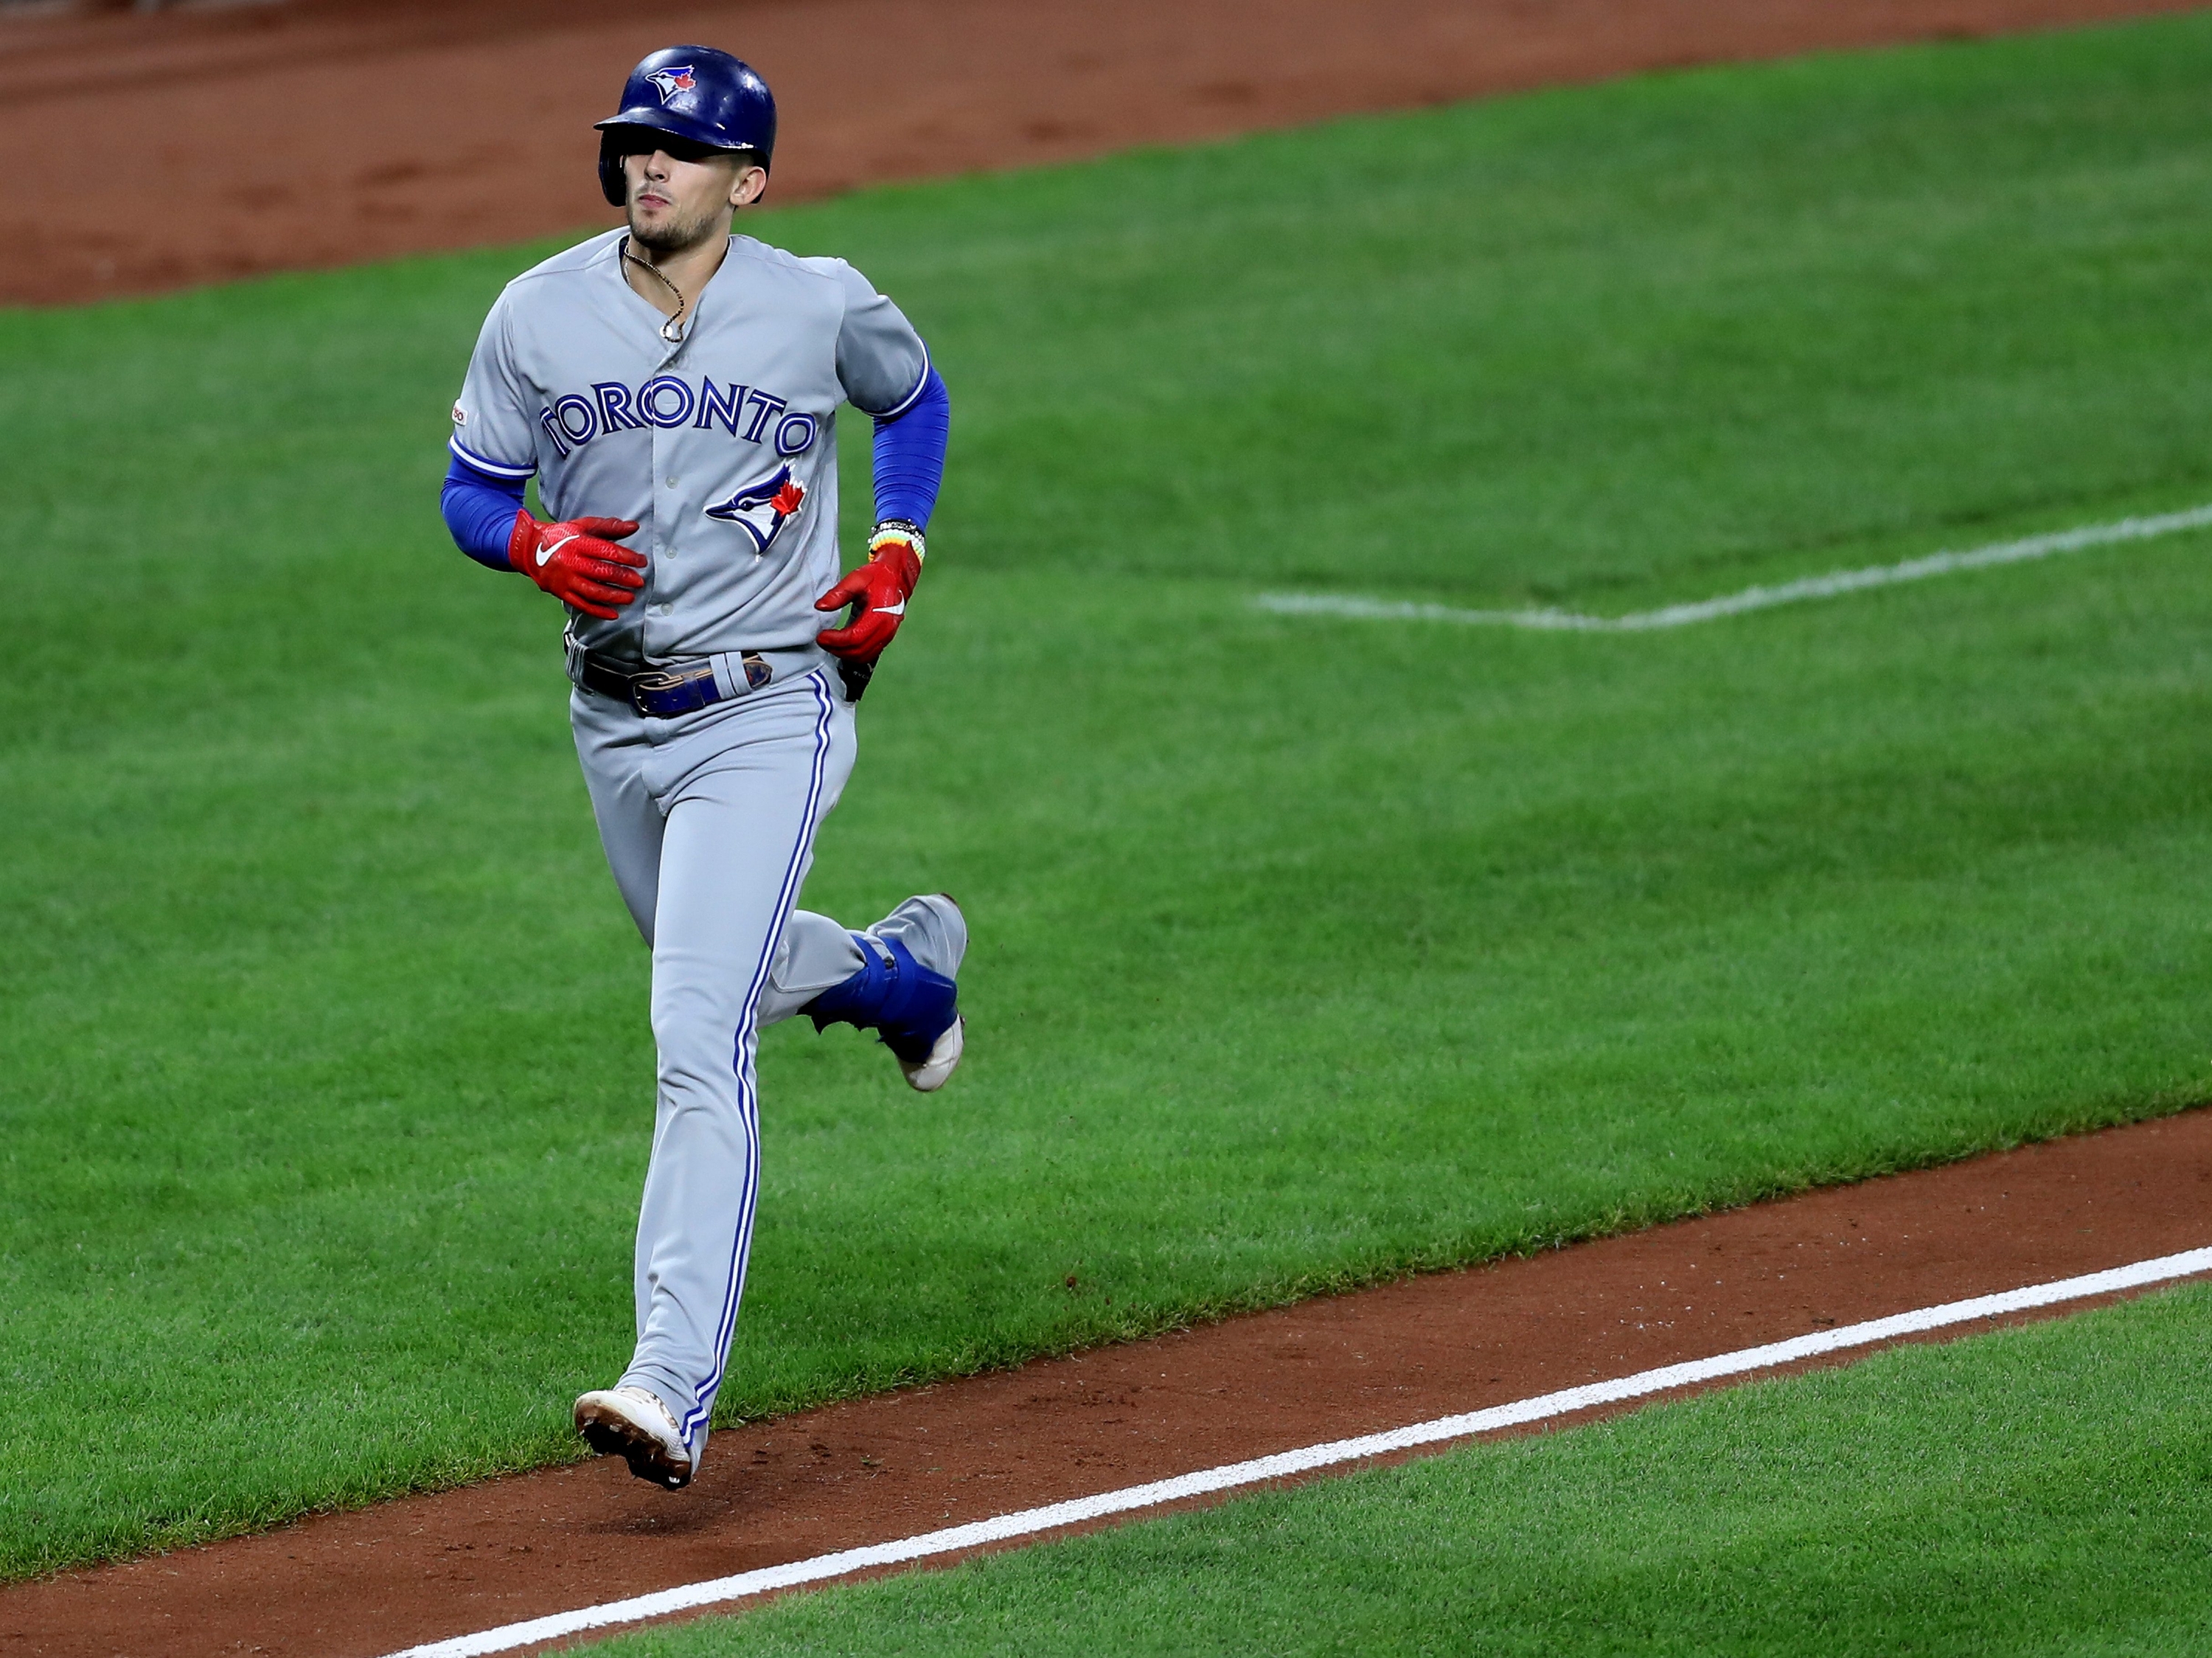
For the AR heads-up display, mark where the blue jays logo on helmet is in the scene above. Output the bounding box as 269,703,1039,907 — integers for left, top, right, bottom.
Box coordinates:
595,46,779,207
646,65,697,103
704,463,806,554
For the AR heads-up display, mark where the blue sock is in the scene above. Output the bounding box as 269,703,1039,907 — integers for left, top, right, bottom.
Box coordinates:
803,934,958,1064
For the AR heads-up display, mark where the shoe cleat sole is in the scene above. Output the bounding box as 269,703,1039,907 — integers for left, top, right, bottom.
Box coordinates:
574,1390,694,1491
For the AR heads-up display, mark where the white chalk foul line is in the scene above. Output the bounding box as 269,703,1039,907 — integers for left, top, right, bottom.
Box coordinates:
1255,502,2212,631
383,1245,2212,1658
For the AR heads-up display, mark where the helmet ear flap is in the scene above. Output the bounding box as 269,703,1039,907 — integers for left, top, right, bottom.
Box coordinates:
598,133,627,209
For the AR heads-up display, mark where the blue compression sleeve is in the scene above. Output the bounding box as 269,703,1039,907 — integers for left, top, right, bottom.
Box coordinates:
441,451,527,570
871,367,950,530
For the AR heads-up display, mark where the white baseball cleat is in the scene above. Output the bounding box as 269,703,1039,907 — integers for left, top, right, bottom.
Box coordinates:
574,1386,694,1490
898,1013,964,1093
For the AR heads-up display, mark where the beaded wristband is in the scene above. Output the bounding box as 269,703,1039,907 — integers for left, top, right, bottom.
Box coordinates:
869,518,927,563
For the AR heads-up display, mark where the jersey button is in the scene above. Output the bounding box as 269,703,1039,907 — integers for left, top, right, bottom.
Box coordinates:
665,476,679,488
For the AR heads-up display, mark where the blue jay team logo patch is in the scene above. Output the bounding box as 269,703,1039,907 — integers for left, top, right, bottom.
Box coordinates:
647,66,697,103
705,464,807,553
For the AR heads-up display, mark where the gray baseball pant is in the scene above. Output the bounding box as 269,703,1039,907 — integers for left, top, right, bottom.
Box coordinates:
570,665,868,1460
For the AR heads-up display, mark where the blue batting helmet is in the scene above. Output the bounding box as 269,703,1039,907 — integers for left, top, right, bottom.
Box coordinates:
595,46,776,207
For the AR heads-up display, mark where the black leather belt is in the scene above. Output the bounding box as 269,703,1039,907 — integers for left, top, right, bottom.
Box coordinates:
571,648,773,718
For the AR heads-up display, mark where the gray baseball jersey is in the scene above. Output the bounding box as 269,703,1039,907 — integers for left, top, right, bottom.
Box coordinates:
450,227,930,662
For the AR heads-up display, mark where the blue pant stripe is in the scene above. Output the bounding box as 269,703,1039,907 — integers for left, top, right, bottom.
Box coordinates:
680,673,838,1448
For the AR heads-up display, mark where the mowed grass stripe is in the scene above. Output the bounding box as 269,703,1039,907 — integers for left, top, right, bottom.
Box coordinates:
571,1285,2212,1657
7,15,2212,1579
1257,502,2212,630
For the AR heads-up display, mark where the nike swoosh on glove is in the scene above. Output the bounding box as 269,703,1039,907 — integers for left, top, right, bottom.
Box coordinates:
509,512,645,620
814,523,924,663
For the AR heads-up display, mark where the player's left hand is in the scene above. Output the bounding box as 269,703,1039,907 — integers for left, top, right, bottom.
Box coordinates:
815,521,924,662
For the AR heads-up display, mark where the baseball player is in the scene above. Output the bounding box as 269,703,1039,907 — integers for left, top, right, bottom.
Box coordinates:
439,46,961,1491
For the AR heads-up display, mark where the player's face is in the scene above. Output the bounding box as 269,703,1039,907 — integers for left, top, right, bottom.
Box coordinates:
622,144,766,254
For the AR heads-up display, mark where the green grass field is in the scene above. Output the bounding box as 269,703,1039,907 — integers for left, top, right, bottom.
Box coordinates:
5,13,2212,1582
582,1283,2212,1657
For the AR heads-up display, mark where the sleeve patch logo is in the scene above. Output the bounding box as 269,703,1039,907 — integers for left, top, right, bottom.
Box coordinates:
704,463,807,554
451,403,467,426
647,66,697,103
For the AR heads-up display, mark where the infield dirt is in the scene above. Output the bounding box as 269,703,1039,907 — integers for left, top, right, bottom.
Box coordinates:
0,0,2199,305
5,1108,2209,1657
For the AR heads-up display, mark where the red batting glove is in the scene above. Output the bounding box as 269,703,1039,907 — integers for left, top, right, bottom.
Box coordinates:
815,522,924,662
508,512,646,620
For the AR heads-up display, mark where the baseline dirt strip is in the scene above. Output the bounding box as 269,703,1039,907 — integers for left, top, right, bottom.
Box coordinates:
7,1107,2208,1658
389,1245,2212,1658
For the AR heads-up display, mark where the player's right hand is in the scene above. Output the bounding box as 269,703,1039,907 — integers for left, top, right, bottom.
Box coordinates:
508,512,647,620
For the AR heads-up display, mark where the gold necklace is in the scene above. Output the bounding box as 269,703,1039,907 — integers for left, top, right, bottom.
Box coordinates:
622,237,689,344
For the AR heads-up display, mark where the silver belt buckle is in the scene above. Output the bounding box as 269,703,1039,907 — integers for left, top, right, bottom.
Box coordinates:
627,667,689,718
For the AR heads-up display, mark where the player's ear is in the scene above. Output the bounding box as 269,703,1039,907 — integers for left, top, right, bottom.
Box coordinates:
731,162,768,210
